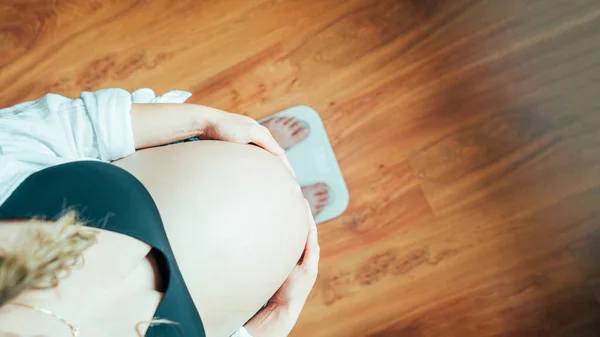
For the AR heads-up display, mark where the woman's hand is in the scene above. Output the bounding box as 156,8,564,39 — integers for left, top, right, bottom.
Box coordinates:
202,108,285,157
245,201,320,337
201,108,296,176
130,103,294,174
268,200,320,312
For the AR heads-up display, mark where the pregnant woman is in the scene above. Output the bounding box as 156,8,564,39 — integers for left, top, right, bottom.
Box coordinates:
0,89,319,337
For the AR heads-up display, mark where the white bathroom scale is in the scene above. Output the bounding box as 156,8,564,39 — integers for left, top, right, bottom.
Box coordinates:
259,106,349,224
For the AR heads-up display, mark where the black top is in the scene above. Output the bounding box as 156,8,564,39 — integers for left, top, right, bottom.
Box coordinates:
0,161,205,337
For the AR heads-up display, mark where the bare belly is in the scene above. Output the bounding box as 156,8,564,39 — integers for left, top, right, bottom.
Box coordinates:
114,141,309,337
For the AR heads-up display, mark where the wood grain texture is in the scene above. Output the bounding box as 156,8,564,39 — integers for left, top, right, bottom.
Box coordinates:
2,0,600,336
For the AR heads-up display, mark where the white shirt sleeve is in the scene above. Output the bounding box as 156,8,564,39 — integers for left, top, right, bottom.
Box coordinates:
80,88,135,160
230,327,254,337
0,88,191,205
1,90,130,163
0,88,192,162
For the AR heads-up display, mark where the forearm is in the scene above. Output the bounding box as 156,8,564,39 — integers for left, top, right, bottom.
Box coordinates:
130,103,218,149
245,304,299,337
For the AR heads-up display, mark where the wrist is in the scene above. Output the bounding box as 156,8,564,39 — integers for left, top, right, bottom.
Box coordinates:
245,303,298,337
190,104,222,137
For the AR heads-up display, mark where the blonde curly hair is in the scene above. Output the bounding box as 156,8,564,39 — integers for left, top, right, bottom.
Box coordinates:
0,211,98,306
0,212,178,336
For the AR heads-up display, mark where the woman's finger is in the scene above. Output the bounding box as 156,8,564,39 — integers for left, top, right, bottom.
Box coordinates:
251,126,285,155
306,199,317,232
250,126,296,177
301,200,319,270
302,228,320,273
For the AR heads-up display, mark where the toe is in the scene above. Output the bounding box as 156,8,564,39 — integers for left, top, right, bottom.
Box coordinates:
288,119,302,130
314,182,329,192
293,127,309,142
315,204,325,215
274,117,288,126
315,190,328,199
282,117,294,126
289,123,304,135
260,118,274,127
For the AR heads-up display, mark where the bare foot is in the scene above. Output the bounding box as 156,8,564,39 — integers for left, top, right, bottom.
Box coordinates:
260,117,309,150
262,117,326,217
302,183,329,218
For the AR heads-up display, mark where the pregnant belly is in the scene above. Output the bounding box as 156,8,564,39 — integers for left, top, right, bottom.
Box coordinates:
112,140,309,337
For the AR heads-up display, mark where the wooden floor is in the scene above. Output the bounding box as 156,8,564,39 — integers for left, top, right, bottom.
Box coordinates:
2,0,600,336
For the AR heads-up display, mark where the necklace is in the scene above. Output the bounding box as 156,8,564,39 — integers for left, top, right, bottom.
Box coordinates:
10,302,79,336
